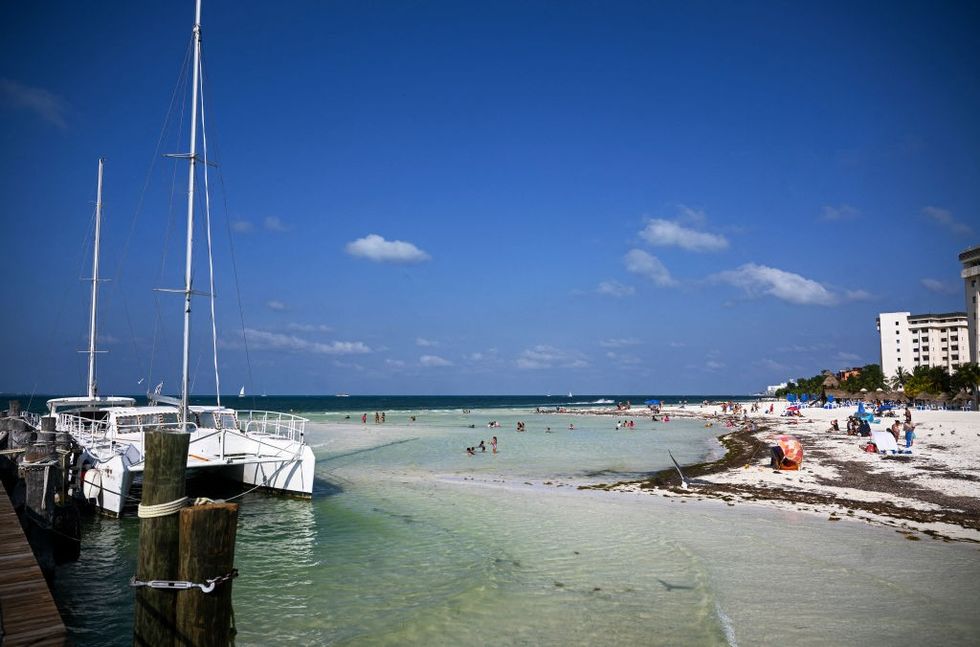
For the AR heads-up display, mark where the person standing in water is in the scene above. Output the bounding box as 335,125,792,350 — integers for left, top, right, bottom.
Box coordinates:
491,436,498,453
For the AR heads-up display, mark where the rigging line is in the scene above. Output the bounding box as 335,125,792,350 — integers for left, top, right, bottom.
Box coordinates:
117,36,194,392
149,41,194,395
200,49,256,406
199,53,221,405
39,187,103,400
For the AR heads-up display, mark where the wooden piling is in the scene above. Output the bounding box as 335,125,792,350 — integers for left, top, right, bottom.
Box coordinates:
133,429,190,647
175,502,239,646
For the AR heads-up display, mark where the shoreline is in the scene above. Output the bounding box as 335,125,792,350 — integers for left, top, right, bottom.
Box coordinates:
577,404,980,543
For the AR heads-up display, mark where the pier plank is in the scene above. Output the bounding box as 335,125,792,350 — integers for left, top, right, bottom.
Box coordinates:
0,480,66,646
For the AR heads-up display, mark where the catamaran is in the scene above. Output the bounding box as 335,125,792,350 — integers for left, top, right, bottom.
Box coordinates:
49,1,315,517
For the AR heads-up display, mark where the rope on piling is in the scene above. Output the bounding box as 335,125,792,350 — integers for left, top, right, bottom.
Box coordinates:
136,496,224,518
137,496,188,518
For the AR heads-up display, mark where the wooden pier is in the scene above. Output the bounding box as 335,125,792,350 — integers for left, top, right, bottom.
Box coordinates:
0,480,66,646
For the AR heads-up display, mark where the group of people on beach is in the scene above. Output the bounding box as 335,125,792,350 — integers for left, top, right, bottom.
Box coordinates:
834,406,916,449
361,411,387,424
465,436,497,455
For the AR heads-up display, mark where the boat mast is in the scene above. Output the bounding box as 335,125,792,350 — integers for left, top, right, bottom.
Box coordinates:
86,158,105,399
180,0,204,425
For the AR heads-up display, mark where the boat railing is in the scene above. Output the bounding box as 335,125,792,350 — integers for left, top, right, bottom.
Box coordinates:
58,413,192,446
239,410,307,443
22,411,42,430
58,413,112,445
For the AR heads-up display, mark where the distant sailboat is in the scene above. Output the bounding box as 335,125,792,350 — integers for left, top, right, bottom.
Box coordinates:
568,391,573,398
238,385,245,398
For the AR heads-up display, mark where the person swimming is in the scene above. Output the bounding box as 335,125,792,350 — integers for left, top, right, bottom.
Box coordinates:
466,447,475,455
478,440,486,452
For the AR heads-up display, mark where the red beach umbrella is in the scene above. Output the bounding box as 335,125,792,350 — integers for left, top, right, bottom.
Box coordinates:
774,434,803,469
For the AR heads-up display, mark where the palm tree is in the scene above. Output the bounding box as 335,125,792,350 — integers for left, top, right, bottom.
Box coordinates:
951,363,980,409
890,366,909,390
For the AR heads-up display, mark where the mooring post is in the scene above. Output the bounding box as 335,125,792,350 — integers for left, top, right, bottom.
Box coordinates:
175,502,239,646
133,429,190,646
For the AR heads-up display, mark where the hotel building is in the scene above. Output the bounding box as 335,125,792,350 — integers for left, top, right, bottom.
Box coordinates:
877,311,970,380
961,245,980,365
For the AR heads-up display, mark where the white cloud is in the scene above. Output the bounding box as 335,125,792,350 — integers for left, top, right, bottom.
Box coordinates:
599,338,639,348
820,204,861,221
676,205,708,226
921,278,956,295
844,289,872,302
756,358,789,372
244,328,371,355
266,300,287,311
595,280,635,297
624,249,676,286
346,234,431,264
836,351,862,362
669,341,686,348
922,206,972,235
515,345,589,370
712,263,837,306
231,220,254,233
0,78,68,129
705,360,726,371
416,337,438,347
287,322,332,333
419,354,452,367
639,219,728,252
264,216,290,232
385,359,406,368
605,351,642,365
332,360,364,371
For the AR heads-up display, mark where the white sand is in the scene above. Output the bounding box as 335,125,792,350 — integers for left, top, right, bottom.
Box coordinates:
602,402,980,541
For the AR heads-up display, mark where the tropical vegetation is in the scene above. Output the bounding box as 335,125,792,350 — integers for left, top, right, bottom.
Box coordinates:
773,362,980,401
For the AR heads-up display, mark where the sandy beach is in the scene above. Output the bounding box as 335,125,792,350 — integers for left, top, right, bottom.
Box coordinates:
568,402,980,542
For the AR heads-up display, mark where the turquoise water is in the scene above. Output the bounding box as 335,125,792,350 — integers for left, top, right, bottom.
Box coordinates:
54,406,980,645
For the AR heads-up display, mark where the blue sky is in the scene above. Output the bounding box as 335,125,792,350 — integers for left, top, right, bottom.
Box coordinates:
1,1,978,396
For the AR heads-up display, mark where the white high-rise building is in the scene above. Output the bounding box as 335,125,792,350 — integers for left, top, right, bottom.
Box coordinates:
961,245,980,365
877,311,970,381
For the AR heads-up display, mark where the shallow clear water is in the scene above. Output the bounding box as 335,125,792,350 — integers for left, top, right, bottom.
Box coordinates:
54,408,980,645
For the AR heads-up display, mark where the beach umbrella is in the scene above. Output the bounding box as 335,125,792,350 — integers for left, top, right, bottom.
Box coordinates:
826,394,835,403
774,434,803,469
786,394,797,402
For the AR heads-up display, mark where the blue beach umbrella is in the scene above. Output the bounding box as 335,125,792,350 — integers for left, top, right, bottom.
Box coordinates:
787,394,797,402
